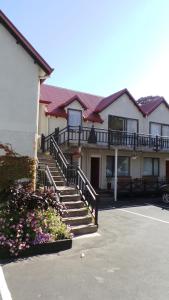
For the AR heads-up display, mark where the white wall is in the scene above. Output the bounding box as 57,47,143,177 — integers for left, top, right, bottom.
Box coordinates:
144,103,169,135
0,25,42,157
45,100,86,135
81,148,169,189
98,94,144,132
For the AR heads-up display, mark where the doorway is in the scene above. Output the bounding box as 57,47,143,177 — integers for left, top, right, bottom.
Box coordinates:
90,157,100,189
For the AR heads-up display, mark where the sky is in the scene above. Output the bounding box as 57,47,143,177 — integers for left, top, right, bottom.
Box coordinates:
1,0,169,100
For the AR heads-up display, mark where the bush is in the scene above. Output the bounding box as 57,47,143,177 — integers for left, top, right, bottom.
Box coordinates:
0,143,35,191
0,184,72,257
0,207,71,257
1,183,66,215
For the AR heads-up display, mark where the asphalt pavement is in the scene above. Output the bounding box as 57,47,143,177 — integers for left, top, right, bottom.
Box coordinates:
1,200,169,300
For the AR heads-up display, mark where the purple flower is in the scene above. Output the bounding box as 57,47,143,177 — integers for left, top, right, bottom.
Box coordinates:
33,232,51,245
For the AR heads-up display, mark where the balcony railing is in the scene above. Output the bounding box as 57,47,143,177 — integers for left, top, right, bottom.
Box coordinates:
41,126,169,152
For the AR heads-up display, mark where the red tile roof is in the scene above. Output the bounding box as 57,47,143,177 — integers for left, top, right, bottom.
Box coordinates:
59,95,88,110
137,96,169,115
40,84,103,122
0,10,53,76
40,85,154,123
94,88,145,115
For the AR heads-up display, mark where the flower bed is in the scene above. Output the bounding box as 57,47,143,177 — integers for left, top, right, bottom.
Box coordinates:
0,184,72,258
0,240,72,259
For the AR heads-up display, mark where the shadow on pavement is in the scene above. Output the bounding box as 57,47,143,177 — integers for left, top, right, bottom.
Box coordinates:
99,194,169,211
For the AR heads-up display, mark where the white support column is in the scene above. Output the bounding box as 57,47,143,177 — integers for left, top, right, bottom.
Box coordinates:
114,148,118,201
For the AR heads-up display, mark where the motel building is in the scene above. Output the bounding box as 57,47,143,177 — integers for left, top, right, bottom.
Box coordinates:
39,85,169,199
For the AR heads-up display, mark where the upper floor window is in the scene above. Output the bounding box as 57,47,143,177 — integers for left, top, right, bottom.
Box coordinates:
108,116,138,133
150,122,169,137
68,109,82,128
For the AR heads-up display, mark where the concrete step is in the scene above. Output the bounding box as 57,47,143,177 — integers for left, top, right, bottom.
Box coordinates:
58,187,78,195
71,224,97,236
38,157,54,162
54,181,65,186
62,215,92,226
44,162,56,166
50,170,60,175
62,207,88,218
60,194,81,202
52,175,64,181
64,201,85,209
38,157,55,161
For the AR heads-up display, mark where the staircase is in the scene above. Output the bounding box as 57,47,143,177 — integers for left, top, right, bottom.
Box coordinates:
38,153,98,236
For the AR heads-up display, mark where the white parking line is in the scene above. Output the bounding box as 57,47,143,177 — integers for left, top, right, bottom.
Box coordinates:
0,266,12,300
118,208,169,224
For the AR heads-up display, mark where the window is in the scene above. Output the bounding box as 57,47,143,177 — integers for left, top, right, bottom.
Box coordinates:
150,123,161,136
162,125,169,137
106,156,130,177
150,122,169,137
109,116,124,131
143,158,159,176
127,119,138,133
68,109,82,127
108,116,138,133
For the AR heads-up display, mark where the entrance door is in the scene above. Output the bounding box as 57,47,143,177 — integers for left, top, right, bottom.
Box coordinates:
166,161,169,181
90,157,100,189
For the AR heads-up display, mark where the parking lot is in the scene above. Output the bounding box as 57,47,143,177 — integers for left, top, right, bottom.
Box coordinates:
1,199,169,300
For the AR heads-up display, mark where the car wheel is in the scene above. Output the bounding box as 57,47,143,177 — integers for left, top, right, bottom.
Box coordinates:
162,193,169,203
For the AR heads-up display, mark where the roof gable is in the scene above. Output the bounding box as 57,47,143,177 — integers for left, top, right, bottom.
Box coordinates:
40,84,102,120
59,95,88,110
0,10,53,76
137,96,169,116
40,85,146,122
94,88,145,115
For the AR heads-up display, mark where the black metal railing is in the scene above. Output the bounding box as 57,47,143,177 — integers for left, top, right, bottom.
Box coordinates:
38,164,57,191
115,177,169,194
41,126,169,152
41,135,99,225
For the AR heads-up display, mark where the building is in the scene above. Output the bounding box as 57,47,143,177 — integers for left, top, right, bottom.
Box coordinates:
1,10,169,199
39,84,169,198
0,10,53,158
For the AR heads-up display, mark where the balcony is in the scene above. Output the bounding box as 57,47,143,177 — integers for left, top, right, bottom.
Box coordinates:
54,126,169,152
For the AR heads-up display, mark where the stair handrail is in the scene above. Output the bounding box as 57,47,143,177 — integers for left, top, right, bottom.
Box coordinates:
51,137,69,165
77,167,97,199
76,166,99,225
45,165,58,191
48,135,99,226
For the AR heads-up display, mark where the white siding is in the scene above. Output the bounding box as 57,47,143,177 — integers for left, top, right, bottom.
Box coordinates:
0,25,42,157
81,149,169,189
99,94,144,132
145,103,169,135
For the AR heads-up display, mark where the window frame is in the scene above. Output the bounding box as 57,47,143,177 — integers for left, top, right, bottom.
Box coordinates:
143,157,159,177
149,122,169,137
108,115,139,133
67,108,82,128
106,155,130,177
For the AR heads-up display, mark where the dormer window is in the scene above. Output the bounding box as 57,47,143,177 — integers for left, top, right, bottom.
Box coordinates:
68,109,82,128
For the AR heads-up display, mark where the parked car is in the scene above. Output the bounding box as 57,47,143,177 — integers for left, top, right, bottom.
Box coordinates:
160,184,169,203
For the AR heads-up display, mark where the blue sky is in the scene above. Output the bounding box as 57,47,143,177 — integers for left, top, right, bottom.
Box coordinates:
1,0,169,100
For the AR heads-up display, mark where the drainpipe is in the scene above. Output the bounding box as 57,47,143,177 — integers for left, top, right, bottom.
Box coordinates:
114,148,118,201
